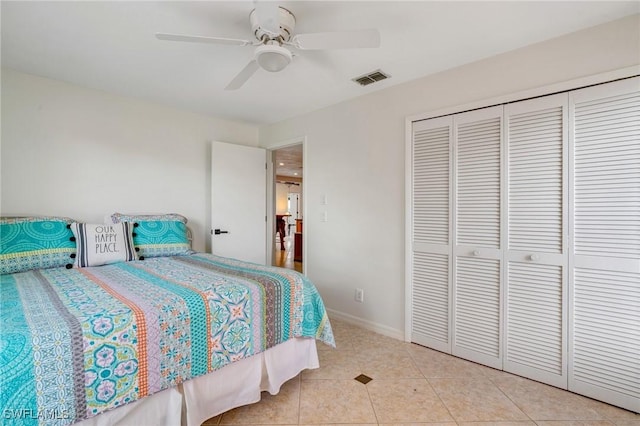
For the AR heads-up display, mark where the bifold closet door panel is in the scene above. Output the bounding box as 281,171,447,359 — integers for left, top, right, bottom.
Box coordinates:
504,94,568,388
454,255,501,367
410,116,453,352
569,77,640,413
452,106,503,369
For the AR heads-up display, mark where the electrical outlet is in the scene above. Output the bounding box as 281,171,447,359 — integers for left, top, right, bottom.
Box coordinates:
321,211,328,222
355,288,364,303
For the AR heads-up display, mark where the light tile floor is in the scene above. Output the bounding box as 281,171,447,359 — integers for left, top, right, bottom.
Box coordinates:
202,318,640,425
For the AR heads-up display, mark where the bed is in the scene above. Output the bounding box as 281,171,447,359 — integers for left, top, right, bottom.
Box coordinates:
0,215,334,426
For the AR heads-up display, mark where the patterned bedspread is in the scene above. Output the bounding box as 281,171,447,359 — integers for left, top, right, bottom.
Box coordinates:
0,254,334,425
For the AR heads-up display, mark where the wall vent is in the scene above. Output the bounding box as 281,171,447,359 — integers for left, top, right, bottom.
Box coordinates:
352,69,390,86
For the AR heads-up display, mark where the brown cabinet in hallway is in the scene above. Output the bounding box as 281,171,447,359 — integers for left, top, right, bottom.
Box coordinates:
294,232,302,262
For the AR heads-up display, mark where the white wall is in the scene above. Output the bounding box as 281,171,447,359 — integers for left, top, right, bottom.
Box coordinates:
259,15,640,337
1,69,259,252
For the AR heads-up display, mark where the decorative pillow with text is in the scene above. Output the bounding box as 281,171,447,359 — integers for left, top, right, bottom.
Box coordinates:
70,222,137,267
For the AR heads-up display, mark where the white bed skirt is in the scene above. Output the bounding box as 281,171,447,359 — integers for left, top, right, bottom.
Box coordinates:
76,337,319,426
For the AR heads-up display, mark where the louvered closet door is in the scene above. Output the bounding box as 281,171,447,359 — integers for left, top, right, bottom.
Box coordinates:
569,77,640,413
411,116,453,353
504,94,568,388
452,106,503,369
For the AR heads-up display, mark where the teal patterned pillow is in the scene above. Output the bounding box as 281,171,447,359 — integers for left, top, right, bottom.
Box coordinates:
110,213,193,258
0,217,76,274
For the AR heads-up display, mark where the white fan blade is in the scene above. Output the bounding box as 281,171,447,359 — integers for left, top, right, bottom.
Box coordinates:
292,29,380,50
254,1,280,36
156,33,252,47
225,60,260,90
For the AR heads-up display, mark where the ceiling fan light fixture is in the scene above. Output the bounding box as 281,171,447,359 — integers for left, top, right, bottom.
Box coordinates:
156,6,381,89
255,44,292,72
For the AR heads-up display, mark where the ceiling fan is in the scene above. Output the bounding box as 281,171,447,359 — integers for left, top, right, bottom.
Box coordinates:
155,3,380,90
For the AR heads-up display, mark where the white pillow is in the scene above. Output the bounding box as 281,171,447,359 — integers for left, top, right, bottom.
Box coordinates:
70,222,138,267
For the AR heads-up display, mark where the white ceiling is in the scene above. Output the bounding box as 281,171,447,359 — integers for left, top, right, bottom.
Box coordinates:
2,1,638,125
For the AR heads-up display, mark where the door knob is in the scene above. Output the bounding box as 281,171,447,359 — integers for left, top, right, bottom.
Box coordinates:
213,229,229,235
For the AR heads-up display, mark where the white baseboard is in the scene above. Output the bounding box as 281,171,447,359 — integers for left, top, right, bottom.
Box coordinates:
326,308,405,341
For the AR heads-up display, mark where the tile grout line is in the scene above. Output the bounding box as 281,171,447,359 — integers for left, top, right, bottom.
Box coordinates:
485,372,630,424
356,342,381,426
488,374,537,424
363,382,381,425
405,344,459,423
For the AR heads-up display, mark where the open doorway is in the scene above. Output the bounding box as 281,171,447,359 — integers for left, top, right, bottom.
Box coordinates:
272,144,303,273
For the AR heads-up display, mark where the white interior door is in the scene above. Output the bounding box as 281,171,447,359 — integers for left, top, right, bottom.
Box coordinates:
568,77,640,413
452,106,503,369
410,116,453,353
211,141,266,264
504,93,568,388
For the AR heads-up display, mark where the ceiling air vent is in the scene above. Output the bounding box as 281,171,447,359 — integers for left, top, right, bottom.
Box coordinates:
352,69,390,86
